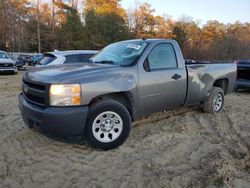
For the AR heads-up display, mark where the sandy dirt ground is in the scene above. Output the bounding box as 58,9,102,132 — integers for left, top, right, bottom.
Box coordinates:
0,72,250,188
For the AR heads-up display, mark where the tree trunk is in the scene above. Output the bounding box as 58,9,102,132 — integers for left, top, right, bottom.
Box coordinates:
37,0,41,53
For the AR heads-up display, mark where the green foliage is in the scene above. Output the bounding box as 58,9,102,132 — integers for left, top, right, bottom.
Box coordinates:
83,0,129,49
84,10,129,49
59,4,85,50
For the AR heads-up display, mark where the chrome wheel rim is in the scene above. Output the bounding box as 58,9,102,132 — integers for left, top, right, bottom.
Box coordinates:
92,111,123,143
213,93,223,111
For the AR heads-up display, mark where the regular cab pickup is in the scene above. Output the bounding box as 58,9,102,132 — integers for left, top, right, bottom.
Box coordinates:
19,39,236,150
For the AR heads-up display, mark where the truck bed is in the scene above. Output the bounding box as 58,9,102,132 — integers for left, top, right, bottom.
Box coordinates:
185,63,236,105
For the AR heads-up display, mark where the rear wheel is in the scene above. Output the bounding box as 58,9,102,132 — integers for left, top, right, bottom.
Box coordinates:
85,100,131,150
203,87,224,114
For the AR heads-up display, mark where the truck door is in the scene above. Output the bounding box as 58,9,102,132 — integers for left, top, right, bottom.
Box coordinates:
138,43,187,116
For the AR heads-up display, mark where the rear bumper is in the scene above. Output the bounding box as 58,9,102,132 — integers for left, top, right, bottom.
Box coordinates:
19,93,88,143
236,79,250,89
16,64,26,68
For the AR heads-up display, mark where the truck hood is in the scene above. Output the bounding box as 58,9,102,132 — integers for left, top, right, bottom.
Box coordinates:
23,63,122,83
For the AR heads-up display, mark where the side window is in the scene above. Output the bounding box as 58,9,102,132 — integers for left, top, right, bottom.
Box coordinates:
65,54,82,64
81,54,94,61
39,54,56,65
147,43,177,70
64,54,94,64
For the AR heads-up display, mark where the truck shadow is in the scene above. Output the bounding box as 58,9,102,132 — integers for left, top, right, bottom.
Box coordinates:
235,89,250,94
133,106,201,126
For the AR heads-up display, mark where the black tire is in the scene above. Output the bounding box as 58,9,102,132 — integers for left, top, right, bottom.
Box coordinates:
203,87,224,114
85,100,131,150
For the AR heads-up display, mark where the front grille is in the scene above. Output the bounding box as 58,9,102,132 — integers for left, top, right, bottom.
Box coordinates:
0,63,14,68
23,80,49,107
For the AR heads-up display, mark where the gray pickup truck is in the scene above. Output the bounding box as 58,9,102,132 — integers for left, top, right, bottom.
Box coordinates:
19,39,236,150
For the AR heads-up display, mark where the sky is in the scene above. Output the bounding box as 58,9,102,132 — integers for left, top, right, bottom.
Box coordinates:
121,0,250,25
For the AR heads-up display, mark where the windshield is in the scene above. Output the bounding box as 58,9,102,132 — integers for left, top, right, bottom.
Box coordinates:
0,52,10,59
91,41,147,66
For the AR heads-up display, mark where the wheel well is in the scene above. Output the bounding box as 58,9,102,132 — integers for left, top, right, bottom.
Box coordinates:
213,79,228,94
88,92,134,119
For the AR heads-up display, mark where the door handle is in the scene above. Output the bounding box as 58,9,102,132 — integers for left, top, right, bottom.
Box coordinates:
171,74,182,80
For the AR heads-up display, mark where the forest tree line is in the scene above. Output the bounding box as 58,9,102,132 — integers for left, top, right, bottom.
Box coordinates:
0,0,249,61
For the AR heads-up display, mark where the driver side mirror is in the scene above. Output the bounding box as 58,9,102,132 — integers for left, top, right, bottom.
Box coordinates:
143,58,150,72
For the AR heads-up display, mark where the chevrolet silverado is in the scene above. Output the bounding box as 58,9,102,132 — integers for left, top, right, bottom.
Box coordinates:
19,39,236,150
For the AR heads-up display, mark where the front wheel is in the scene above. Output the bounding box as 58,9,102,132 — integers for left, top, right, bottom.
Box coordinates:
203,87,224,114
85,100,131,150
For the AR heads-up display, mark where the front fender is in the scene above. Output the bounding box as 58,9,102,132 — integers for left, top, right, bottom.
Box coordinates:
81,71,137,105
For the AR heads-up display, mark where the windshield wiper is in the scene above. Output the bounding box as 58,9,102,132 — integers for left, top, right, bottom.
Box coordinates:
94,60,115,65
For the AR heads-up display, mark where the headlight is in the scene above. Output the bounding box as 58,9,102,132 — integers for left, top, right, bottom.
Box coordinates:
49,84,81,106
